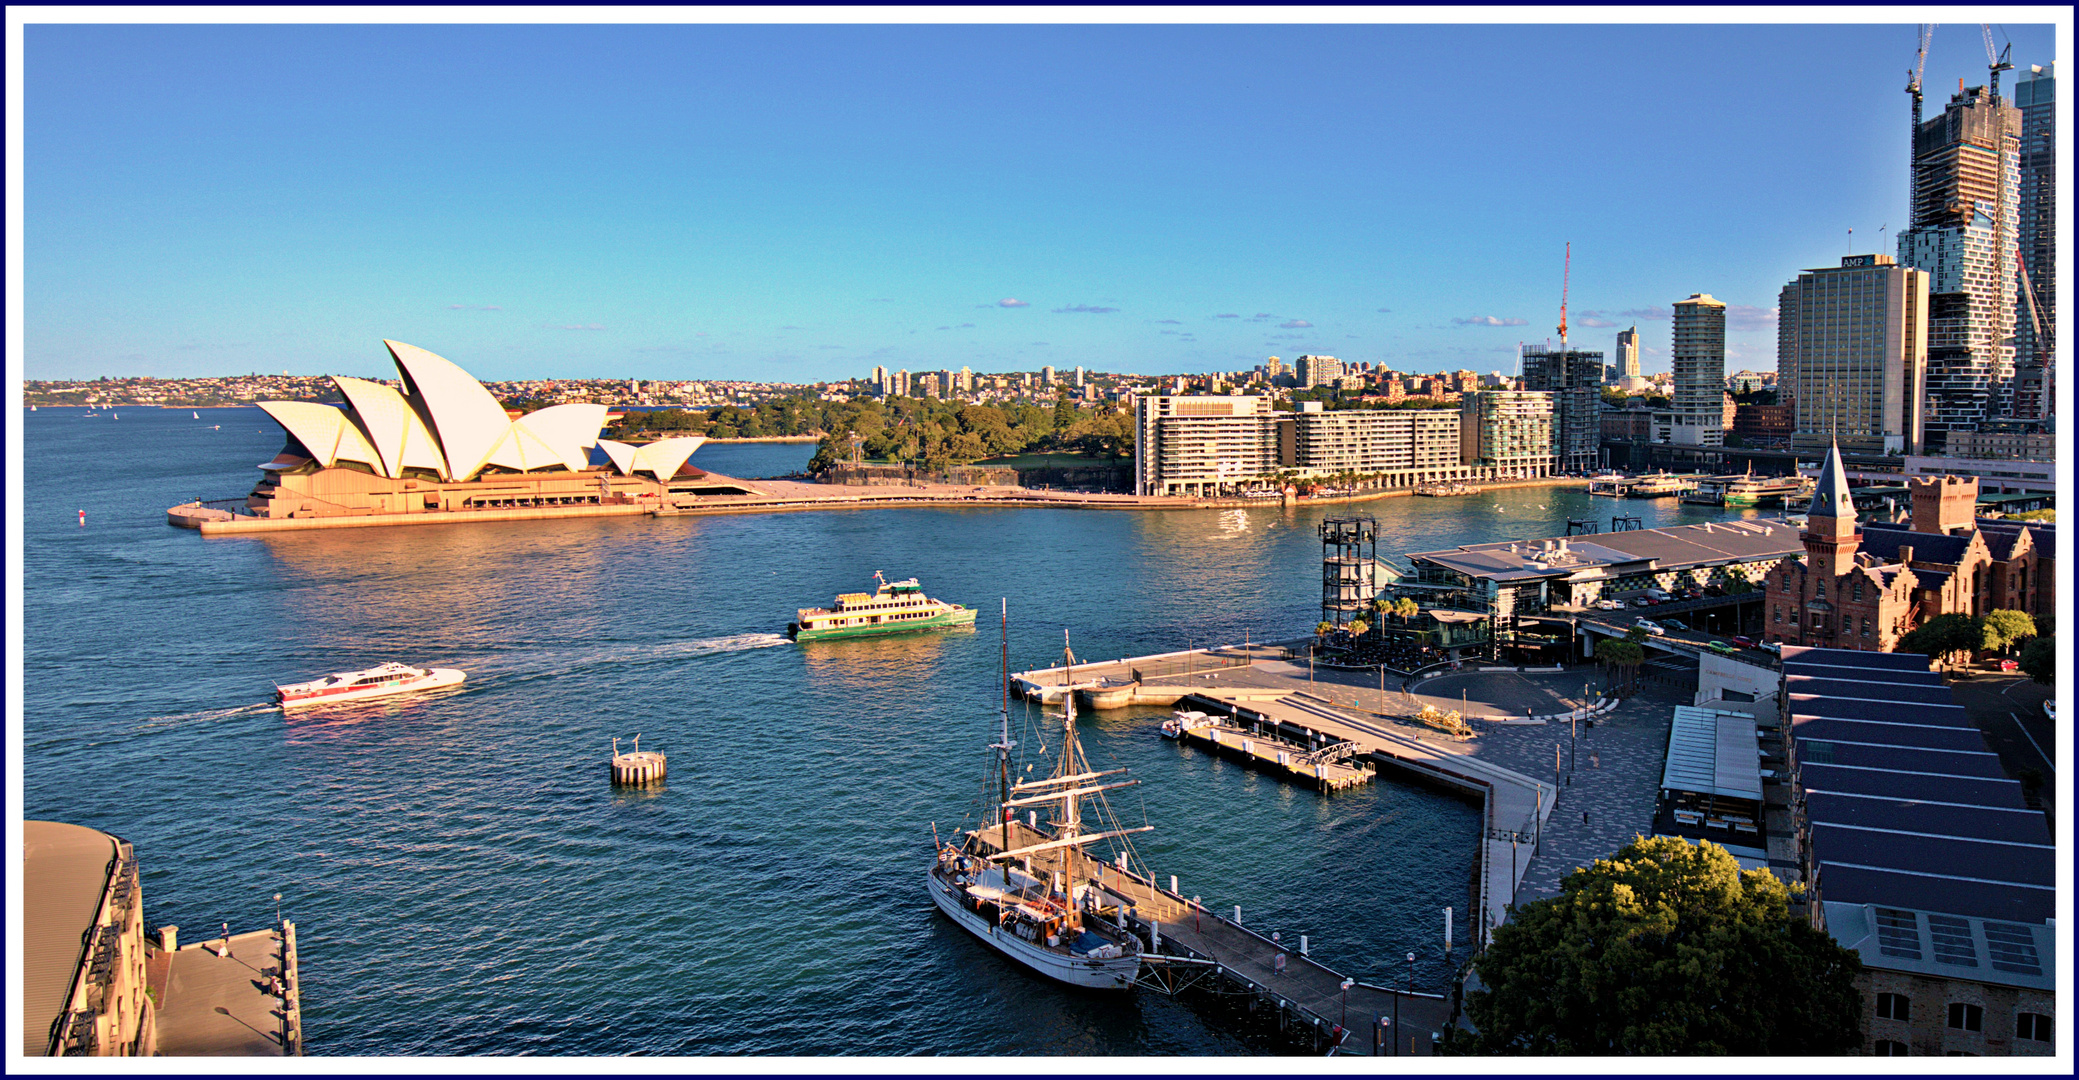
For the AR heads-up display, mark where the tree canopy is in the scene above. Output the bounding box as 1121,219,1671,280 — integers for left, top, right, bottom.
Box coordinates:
1896,613,1983,668
2021,635,2056,685
1980,609,2038,653
1462,836,1863,1055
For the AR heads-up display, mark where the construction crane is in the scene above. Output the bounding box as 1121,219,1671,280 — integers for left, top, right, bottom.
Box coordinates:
1556,242,1570,348
2016,249,2050,419
1984,23,2016,413
1907,24,1933,223
1983,24,2013,102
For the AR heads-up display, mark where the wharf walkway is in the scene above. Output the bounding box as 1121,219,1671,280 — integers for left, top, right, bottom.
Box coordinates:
1014,644,1558,945
148,924,301,1056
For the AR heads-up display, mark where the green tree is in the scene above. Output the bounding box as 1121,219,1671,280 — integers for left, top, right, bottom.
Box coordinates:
1315,621,1335,640
1598,639,1645,694
1394,597,1420,622
1348,619,1370,638
1462,836,1863,1055
1897,613,1984,670
1053,390,1078,433
2021,636,2056,685
1981,609,2038,654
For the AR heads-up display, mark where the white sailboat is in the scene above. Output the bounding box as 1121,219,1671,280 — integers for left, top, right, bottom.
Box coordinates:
928,613,1148,990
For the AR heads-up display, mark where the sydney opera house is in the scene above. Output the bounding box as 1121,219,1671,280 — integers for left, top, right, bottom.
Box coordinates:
173,340,742,530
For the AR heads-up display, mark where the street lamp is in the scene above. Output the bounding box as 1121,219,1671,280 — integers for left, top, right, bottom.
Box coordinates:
1340,977,1354,1030
273,892,283,933
1405,951,1417,1056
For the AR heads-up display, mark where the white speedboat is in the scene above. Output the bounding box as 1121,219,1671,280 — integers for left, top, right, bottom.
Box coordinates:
275,661,465,708
929,615,1147,990
1161,710,1212,739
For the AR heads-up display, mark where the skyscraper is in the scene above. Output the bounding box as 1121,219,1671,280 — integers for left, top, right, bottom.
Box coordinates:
1896,84,2020,449
1613,326,1643,389
1778,254,1929,456
2013,64,2056,420
1519,344,1604,472
1670,294,1727,446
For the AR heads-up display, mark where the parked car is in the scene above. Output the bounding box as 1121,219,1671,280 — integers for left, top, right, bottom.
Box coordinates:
1644,588,1672,602
1707,641,1737,655
1683,588,1704,600
1731,635,1756,648
1998,659,2019,672
1631,597,1652,608
1634,619,1665,636
1760,641,1783,655
1595,599,1625,611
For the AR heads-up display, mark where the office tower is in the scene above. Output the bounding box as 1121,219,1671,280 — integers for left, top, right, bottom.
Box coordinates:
1613,326,1644,390
2013,64,2056,419
1518,344,1605,472
1779,254,1930,456
1896,84,2020,448
1670,294,1727,446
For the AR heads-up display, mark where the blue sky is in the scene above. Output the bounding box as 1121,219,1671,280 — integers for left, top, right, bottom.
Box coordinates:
19,18,2063,383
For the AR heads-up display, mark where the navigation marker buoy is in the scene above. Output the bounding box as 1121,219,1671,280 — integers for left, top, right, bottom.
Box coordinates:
78,509,85,526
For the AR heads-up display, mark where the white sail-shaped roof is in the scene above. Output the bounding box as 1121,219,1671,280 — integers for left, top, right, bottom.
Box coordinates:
332,376,449,479
257,401,385,473
384,339,513,482
597,436,705,480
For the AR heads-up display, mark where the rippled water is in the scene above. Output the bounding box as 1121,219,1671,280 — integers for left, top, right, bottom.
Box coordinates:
20,406,1760,1055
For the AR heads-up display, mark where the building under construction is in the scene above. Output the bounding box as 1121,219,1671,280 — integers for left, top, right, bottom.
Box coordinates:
1897,77,2021,447
1519,345,1604,473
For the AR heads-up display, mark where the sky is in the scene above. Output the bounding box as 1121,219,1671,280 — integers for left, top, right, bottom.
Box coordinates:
15,13,2067,384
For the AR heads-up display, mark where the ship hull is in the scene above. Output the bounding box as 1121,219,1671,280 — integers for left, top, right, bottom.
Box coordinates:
788,606,977,642
926,871,1139,990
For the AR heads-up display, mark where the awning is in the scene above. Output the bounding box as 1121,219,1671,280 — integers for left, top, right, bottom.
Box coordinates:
1660,706,1763,800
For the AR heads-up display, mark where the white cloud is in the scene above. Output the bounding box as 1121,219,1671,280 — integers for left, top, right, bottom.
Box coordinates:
1452,315,1528,327
998,298,1030,308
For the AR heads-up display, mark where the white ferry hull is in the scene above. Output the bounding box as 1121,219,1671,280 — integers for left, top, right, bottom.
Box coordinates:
926,872,1138,990
278,667,466,709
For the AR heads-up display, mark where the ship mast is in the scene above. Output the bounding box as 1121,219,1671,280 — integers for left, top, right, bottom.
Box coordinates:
993,600,1015,856
1060,631,1082,916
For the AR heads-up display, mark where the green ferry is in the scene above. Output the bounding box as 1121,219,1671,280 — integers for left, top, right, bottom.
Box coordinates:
787,572,977,642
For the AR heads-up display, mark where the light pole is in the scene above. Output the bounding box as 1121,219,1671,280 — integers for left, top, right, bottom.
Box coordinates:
273,892,283,933
1391,966,1401,1056
1406,951,1417,1056
1340,976,1353,1030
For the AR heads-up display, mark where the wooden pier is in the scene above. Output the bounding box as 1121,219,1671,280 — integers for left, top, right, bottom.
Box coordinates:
1169,719,1374,792
967,819,1447,1055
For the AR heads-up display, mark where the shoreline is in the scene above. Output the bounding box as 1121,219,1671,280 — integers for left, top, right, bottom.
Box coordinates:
176,476,1593,535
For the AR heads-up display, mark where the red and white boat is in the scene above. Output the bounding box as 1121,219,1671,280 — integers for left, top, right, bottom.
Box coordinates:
275,662,465,708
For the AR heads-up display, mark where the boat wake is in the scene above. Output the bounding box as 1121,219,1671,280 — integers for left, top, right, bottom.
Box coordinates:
655,633,793,659
135,701,277,730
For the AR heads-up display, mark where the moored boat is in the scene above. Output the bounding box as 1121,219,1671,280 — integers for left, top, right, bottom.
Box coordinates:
788,572,977,642
1160,710,1212,739
928,618,1148,990
275,661,465,708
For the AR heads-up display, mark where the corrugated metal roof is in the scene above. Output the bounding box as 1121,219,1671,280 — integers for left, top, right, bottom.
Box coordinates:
1789,715,1993,753
1823,901,2055,991
1780,645,1933,673
23,821,117,1058
1660,706,1762,800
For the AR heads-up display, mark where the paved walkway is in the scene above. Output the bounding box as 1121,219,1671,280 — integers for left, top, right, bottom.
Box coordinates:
151,931,289,1056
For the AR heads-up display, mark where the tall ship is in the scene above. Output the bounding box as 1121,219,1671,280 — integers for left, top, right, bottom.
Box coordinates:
928,618,1149,989
787,572,977,642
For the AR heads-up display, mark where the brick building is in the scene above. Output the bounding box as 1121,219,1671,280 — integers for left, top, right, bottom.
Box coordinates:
1764,445,1920,650
1767,450,2048,649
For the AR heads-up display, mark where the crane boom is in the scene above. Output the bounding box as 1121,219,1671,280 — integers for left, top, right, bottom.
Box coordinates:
1908,24,1933,225
1557,242,1570,346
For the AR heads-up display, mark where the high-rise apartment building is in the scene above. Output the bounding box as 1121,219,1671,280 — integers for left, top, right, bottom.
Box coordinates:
1896,84,2020,448
1671,294,1728,446
870,365,889,396
1282,409,1462,480
1459,391,1556,474
1073,366,1086,388
2013,64,2055,420
1133,395,1283,497
957,366,974,394
1519,344,1604,473
893,369,911,397
1778,254,1929,456
1295,354,1343,389
1041,365,1057,387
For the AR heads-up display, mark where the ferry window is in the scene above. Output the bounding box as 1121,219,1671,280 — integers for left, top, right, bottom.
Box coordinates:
1877,993,1910,1020
1873,1040,1908,1056
2016,1013,2052,1043
1946,1003,1983,1032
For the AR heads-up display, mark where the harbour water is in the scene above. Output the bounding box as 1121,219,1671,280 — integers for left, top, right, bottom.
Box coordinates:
20,406,1770,1055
